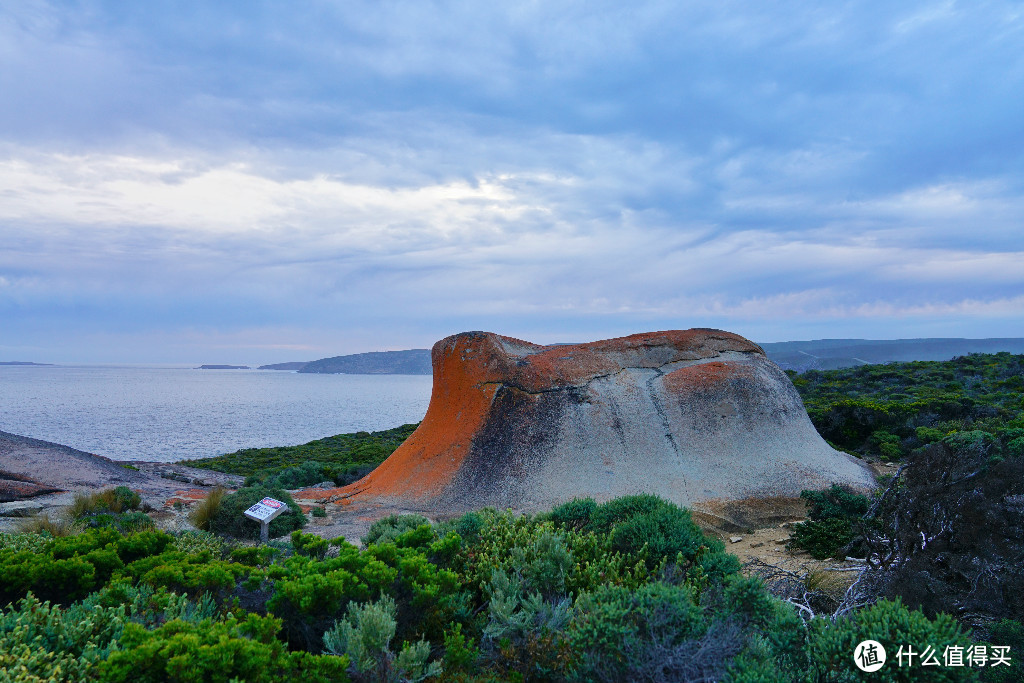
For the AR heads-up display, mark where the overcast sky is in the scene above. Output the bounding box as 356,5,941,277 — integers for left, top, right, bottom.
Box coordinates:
2,1,1022,364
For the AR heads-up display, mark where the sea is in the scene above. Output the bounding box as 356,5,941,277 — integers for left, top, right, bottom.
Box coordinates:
0,365,432,463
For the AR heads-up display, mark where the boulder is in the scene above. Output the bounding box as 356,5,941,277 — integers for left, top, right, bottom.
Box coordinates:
339,329,875,514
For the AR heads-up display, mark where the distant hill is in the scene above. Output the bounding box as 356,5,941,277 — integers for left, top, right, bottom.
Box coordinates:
257,362,309,371
298,349,431,375
761,337,1024,372
196,364,250,370
0,361,54,366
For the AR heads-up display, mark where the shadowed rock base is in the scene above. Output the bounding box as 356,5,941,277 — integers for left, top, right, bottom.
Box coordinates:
334,329,876,515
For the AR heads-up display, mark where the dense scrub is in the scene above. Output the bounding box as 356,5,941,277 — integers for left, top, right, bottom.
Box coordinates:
3,494,1012,682
180,422,419,481
790,352,1024,460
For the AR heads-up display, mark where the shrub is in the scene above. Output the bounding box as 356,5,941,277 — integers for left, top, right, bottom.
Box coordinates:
0,593,127,682
570,581,737,682
171,529,225,556
807,598,975,682
789,485,871,559
362,514,432,547
312,506,327,518
68,486,141,518
98,613,351,683
188,486,226,531
208,486,307,539
323,595,441,683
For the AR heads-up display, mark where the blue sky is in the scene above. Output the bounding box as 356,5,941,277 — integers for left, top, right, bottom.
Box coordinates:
1,1,1022,363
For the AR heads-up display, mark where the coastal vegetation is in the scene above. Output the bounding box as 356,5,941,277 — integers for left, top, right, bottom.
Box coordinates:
1,352,1020,680
181,422,418,484
2,494,1005,682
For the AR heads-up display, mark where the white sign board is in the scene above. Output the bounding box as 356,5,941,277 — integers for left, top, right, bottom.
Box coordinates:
243,497,288,523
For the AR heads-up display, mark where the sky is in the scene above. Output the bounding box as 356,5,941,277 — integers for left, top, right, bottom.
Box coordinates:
1,1,1022,364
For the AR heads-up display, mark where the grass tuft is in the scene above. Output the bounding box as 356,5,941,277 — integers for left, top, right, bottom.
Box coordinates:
189,487,227,531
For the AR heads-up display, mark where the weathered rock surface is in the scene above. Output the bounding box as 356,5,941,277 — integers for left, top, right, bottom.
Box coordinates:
335,329,875,515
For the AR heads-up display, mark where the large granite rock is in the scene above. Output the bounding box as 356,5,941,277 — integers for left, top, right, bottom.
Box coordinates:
340,329,875,514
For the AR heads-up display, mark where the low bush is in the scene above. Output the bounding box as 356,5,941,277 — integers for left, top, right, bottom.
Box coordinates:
362,514,431,547
807,598,975,682
207,486,307,539
323,594,441,683
789,484,871,559
98,613,351,683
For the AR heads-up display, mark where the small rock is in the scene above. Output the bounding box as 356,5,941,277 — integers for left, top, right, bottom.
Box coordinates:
750,542,764,548
729,536,743,543
774,538,788,544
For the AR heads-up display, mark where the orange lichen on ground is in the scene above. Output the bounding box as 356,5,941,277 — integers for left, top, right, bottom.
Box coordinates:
162,488,211,507
661,360,754,393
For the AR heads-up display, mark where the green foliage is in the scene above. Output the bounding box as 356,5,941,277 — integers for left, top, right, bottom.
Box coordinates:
0,593,127,682
171,529,226,556
807,598,976,681
182,423,418,477
208,486,307,539
311,505,327,518
795,352,1024,459
98,613,351,683
323,595,441,683
981,619,1024,683
789,485,871,559
362,513,431,547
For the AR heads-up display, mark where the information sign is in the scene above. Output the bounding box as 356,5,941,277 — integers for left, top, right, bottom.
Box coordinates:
244,497,287,523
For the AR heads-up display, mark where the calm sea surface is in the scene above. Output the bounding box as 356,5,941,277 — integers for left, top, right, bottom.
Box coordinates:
0,365,432,462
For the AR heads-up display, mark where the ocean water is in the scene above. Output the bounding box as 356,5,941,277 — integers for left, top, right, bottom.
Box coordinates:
0,365,432,462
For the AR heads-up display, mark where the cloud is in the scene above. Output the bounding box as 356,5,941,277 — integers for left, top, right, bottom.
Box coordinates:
1,1,1023,360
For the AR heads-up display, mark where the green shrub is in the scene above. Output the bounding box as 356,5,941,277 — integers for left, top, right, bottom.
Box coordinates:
789,485,871,559
98,613,351,683
570,581,730,682
0,593,127,681
311,506,327,518
171,529,225,556
208,486,307,539
982,619,1023,683
323,595,441,683
68,486,142,519
790,518,858,560
807,598,975,682
362,514,431,547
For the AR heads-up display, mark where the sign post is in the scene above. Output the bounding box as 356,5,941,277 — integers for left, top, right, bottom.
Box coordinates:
243,497,289,543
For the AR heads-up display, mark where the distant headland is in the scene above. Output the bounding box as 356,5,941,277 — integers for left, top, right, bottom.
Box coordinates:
258,349,432,375
196,364,251,370
0,361,55,366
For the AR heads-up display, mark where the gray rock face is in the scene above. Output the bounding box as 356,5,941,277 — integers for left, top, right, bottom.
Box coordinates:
342,329,876,514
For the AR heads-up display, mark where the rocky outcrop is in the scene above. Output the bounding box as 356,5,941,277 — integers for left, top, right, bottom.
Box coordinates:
338,329,875,514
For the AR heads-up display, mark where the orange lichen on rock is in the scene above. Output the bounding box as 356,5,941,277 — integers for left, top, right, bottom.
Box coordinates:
661,361,754,393
340,328,875,514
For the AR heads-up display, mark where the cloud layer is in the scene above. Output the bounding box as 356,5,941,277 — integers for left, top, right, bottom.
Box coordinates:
1,1,1022,362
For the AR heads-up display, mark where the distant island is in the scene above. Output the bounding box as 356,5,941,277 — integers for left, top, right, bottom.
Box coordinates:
761,337,1024,372
196,364,251,370
0,361,54,366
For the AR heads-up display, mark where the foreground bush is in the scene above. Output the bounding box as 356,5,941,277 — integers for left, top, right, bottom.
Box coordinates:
99,613,351,683
0,493,1007,682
